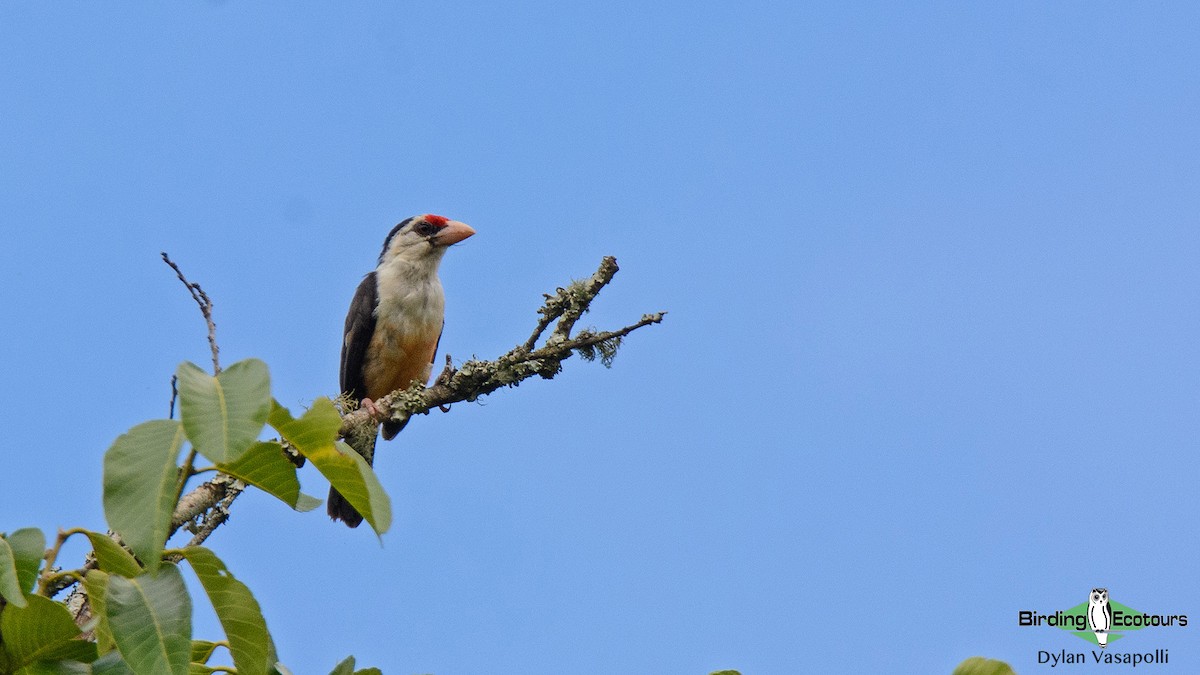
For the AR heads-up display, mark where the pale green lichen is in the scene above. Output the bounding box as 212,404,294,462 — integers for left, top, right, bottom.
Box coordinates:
575,330,623,368
332,392,360,414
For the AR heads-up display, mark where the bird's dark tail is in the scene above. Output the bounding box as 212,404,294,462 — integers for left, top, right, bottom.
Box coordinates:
328,487,364,528
381,416,409,441
329,419,379,528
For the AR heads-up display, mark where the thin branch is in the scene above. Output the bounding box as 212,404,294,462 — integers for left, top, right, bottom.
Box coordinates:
41,570,85,590
174,448,199,507
184,481,244,547
37,528,87,595
160,252,242,549
343,256,665,437
521,301,559,352
161,252,220,375
170,474,237,535
47,532,117,600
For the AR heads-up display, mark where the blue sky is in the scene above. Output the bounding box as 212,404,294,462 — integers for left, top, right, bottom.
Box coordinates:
2,2,1199,673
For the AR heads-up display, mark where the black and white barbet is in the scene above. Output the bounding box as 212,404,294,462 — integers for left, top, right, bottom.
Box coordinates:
330,214,475,527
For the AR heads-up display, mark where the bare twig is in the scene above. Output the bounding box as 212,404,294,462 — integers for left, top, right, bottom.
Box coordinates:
159,253,240,545
159,254,222,542
342,256,665,437
161,252,220,375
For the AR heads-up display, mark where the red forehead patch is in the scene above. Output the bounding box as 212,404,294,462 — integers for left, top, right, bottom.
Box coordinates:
425,214,450,227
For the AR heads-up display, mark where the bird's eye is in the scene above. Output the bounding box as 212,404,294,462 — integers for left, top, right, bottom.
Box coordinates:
413,220,438,237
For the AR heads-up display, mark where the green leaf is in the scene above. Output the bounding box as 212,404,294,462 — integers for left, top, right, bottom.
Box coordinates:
266,636,281,672
270,399,391,534
179,547,272,675
0,535,27,607
326,656,382,675
103,566,192,675
84,532,142,578
91,651,136,675
188,641,219,665
6,528,46,595
952,657,1018,675
318,441,391,535
0,594,96,667
85,571,117,653
177,359,271,464
329,656,356,675
103,420,186,572
216,441,320,512
267,399,341,452
14,661,94,674
709,672,743,675
188,665,217,675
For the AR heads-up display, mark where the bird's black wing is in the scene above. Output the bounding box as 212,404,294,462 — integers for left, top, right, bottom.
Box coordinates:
340,272,378,401
331,272,379,528
432,320,444,369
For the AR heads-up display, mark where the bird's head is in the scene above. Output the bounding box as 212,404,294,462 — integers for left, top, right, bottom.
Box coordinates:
378,214,476,268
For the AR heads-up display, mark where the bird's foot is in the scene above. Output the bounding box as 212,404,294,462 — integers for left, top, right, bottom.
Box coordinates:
435,355,455,412
435,353,457,386
361,398,383,421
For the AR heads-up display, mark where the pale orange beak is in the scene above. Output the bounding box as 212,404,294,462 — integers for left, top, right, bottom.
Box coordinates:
436,220,475,246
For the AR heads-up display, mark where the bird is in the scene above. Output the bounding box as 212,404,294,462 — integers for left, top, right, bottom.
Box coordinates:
330,214,476,527
1087,587,1113,648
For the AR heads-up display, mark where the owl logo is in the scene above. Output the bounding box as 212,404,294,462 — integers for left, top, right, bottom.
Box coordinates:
1087,588,1113,647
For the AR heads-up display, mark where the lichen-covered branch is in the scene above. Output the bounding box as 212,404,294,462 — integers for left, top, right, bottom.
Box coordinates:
521,256,620,351
171,474,241,536
182,475,244,546
341,256,665,437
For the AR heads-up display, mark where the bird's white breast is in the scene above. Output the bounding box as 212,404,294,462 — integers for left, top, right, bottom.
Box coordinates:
363,260,445,399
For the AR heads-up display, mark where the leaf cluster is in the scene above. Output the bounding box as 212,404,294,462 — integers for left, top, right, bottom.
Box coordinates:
0,359,385,674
